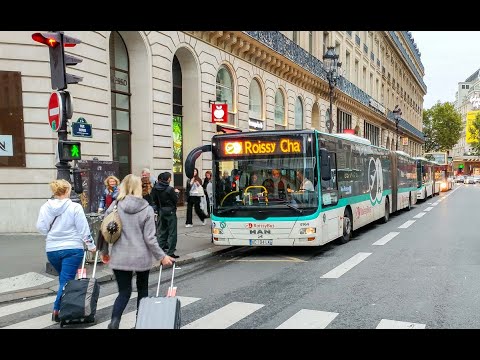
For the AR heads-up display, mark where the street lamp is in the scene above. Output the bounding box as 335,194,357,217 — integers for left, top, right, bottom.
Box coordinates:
323,46,342,133
392,105,402,150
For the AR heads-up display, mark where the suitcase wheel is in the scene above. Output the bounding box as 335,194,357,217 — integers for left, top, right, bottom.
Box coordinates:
60,321,65,328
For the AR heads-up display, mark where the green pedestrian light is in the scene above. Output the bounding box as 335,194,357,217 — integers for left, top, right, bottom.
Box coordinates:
58,140,81,161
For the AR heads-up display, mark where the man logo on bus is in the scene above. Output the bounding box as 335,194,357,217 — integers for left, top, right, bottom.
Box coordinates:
368,157,383,205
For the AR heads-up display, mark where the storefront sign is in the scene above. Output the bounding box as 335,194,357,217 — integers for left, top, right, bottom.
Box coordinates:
0,135,13,157
402,137,409,146
470,93,480,109
249,118,264,130
72,118,92,138
212,104,228,123
368,98,386,114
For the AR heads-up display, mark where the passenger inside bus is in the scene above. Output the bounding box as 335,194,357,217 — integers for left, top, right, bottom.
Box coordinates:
262,169,287,200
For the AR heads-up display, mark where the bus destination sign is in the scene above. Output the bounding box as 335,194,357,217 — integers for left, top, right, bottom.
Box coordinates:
221,137,303,156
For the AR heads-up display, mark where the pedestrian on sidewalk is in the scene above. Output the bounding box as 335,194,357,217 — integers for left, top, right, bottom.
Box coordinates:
36,179,97,323
185,168,207,228
151,172,180,258
100,174,174,329
203,170,212,217
98,175,120,213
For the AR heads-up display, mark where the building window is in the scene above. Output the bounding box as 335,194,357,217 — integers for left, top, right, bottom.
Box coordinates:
216,66,235,125
323,32,329,55
249,78,263,131
364,121,380,146
295,97,303,130
345,51,350,80
370,73,373,95
293,31,299,44
274,89,286,129
337,110,352,133
355,60,359,85
110,31,131,180
308,31,313,54
172,55,183,187
362,67,366,91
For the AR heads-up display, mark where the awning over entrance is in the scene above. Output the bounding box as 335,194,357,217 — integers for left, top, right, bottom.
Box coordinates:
217,125,242,134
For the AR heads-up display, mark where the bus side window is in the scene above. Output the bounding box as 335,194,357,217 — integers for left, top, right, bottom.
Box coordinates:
321,152,338,207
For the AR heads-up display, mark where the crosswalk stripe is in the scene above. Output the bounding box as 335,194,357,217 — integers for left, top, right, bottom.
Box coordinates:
276,309,338,329
376,319,426,329
2,292,136,329
0,295,56,318
424,207,434,211
398,220,415,229
182,301,264,329
89,295,201,329
372,232,400,246
413,212,427,219
321,252,372,279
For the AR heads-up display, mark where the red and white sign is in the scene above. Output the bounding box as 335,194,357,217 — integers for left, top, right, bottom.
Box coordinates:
211,103,228,123
48,92,63,132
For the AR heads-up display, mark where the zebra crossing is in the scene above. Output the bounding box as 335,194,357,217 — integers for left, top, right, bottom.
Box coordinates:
0,290,428,329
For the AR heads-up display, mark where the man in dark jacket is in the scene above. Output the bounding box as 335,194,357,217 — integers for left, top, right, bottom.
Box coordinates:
151,172,180,258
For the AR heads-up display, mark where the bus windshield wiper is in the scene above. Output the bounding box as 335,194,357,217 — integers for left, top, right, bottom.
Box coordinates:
279,200,303,214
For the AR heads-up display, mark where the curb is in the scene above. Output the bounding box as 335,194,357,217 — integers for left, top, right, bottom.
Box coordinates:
0,245,235,305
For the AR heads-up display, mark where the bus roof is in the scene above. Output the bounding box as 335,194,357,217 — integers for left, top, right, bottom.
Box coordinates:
395,150,413,158
327,133,372,145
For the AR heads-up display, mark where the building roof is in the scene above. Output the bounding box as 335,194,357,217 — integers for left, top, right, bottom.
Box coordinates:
465,68,480,83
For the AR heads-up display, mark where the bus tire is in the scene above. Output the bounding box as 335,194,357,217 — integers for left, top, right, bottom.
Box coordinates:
339,208,352,244
381,198,390,223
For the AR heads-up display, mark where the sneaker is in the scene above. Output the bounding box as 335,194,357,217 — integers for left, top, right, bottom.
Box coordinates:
169,254,180,259
185,224,193,228
202,220,207,225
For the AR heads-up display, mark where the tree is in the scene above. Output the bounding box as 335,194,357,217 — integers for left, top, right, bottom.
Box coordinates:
468,112,480,155
422,102,462,153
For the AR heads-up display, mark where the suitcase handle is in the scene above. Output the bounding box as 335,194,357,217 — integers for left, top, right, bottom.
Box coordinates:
79,250,99,280
155,262,180,297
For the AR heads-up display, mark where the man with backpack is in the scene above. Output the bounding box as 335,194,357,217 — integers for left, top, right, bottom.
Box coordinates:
151,172,180,258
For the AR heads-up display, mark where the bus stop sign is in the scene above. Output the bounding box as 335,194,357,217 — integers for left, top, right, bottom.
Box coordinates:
48,91,63,132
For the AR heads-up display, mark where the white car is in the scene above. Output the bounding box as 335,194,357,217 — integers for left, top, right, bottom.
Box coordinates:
465,176,475,184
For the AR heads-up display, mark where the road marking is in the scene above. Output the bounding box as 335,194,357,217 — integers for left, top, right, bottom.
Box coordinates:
320,252,372,279
0,295,56,318
432,202,439,206
276,309,338,329
0,272,54,294
372,232,400,246
89,296,201,329
182,301,264,329
2,292,136,329
413,212,427,219
424,207,434,212
376,319,426,329
398,220,416,229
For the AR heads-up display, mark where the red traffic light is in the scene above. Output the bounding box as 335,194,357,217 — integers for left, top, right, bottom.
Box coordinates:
32,32,60,47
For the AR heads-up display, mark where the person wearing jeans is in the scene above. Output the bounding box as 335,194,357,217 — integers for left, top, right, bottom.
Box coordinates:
36,179,96,322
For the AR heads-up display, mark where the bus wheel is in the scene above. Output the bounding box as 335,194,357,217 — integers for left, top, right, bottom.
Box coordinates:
381,198,390,223
339,209,352,244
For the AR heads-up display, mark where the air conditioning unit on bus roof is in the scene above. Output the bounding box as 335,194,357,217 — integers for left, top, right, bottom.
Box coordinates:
333,133,372,145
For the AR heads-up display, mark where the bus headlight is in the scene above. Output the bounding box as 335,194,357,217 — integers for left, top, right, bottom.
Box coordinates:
300,227,316,235
440,182,447,189
213,228,223,235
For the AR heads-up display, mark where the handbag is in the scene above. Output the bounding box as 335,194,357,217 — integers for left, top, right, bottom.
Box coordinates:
100,202,122,245
189,183,205,197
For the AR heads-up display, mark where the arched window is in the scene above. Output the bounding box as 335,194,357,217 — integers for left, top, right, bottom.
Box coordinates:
274,89,285,129
295,97,303,130
216,66,235,125
172,55,183,187
110,31,131,180
249,79,262,120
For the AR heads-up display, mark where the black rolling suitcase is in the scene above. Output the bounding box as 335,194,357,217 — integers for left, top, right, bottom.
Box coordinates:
135,263,181,329
59,251,100,328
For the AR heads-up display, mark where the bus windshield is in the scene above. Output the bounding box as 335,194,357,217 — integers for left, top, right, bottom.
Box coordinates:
213,156,318,217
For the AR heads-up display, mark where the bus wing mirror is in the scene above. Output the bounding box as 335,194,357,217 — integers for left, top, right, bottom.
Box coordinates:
320,149,331,181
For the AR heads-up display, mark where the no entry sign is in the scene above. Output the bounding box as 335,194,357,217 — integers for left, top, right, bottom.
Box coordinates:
48,91,63,132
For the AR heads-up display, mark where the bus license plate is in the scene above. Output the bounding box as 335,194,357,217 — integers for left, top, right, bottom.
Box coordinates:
250,239,273,246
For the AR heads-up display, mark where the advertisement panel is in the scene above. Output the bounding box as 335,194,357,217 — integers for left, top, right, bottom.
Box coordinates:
466,110,480,144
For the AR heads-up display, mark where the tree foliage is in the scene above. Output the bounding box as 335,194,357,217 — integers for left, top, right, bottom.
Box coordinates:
422,102,462,153
468,112,480,155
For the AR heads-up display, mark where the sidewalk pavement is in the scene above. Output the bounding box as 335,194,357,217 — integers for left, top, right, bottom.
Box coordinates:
0,206,235,304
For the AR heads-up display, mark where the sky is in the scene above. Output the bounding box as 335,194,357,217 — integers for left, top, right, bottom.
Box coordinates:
410,31,480,109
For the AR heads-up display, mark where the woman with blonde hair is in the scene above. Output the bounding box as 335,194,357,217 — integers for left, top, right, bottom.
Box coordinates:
36,179,96,323
101,174,174,329
98,175,120,213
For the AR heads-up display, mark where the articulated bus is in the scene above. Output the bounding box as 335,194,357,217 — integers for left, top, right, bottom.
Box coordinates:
186,129,418,247
424,152,454,191
415,157,441,200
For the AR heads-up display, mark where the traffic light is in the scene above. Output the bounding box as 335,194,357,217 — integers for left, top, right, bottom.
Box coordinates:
72,167,83,194
32,32,83,90
58,140,81,161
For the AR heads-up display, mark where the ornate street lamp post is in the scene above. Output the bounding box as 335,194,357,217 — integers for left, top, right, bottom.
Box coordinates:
392,105,402,150
323,47,341,133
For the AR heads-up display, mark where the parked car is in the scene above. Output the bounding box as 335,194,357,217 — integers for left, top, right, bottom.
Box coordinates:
474,176,480,184
465,176,475,184
456,175,465,183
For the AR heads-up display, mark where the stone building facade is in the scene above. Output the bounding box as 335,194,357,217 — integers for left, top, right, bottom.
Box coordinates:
0,31,425,232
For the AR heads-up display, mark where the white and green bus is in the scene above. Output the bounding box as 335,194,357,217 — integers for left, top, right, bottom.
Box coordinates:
415,157,441,200
186,129,418,247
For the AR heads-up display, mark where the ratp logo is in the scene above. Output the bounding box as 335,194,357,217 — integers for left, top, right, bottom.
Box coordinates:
368,157,383,205
225,142,243,155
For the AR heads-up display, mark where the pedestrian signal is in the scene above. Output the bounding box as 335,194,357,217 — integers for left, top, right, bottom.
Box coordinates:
58,140,81,161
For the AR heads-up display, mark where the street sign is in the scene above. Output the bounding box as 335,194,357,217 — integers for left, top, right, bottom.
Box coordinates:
211,103,228,123
72,117,92,138
48,92,63,132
